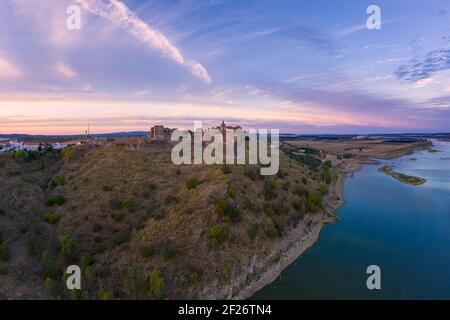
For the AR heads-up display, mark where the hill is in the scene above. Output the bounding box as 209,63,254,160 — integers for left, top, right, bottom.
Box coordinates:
0,139,336,299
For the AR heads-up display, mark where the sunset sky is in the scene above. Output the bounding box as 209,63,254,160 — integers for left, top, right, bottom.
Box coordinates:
1,0,449,134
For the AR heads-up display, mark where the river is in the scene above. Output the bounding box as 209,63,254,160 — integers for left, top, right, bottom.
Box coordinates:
252,139,450,299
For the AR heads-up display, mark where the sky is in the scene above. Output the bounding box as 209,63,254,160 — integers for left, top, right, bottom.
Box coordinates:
0,0,449,135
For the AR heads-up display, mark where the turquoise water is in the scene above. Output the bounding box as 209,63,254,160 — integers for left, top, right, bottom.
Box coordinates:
253,139,450,300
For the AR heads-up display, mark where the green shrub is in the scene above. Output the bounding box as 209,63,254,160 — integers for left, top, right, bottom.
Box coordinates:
42,213,61,224
44,277,59,296
293,186,308,197
244,166,258,181
98,289,116,300
80,255,94,270
84,266,94,283
306,191,324,213
221,165,232,174
45,197,56,207
146,205,164,220
26,231,43,256
209,224,229,249
123,267,146,299
163,246,176,260
214,197,240,221
14,150,31,163
122,198,137,212
48,180,58,190
148,267,165,299
164,195,179,205
59,235,77,263
109,198,123,210
226,186,236,198
103,185,113,192
0,266,8,275
41,250,59,279
92,223,103,232
186,176,200,190
189,272,200,286
343,153,353,159
45,195,65,207
139,246,152,259
0,244,10,262
263,203,274,216
56,176,65,185
110,212,124,222
263,179,277,200
113,230,130,246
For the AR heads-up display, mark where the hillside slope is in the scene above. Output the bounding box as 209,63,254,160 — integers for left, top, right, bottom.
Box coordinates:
0,140,335,299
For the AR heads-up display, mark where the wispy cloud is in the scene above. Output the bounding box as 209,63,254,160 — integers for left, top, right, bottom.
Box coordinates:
75,0,211,83
0,56,22,78
395,44,450,82
55,62,77,78
336,18,401,36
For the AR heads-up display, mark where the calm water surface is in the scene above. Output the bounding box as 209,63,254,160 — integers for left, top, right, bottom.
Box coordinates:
252,139,450,299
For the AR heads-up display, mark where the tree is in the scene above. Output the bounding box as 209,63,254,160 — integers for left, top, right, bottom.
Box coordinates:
148,267,166,299
59,235,77,263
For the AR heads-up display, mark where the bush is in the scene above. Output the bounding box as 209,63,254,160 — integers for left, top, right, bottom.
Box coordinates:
189,272,200,286
0,244,10,262
163,246,177,261
44,277,59,296
306,191,324,213
109,198,122,210
244,167,258,181
103,185,113,192
55,196,65,206
14,150,31,163
164,195,179,205
56,176,65,185
42,213,61,224
226,186,236,198
214,197,240,221
148,267,166,299
186,177,200,190
123,267,146,299
26,231,43,256
343,153,353,159
263,179,277,201
112,230,130,246
122,198,137,212
42,250,59,279
146,205,164,220
45,195,65,207
209,224,229,249
45,197,56,207
110,212,124,222
59,235,77,263
98,289,116,300
293,186,308,197
80,255,94,270
139,245,152,259
92,223,103,232
221,165,232,174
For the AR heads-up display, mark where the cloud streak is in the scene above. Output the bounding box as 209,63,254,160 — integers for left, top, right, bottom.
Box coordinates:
75,0,211,83
395,39,450,82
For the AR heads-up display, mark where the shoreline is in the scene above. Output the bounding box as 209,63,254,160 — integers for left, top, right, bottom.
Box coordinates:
236,141,430,300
